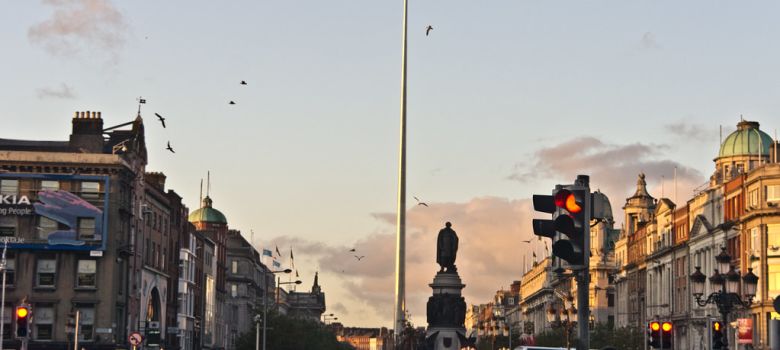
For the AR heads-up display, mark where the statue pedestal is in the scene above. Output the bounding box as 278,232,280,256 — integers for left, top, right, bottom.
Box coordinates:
425,272,468,350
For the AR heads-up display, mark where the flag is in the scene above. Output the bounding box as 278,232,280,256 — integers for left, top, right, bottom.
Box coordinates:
275,246,281,257
139,98,146,104
262,249,272,257
273,260,281,268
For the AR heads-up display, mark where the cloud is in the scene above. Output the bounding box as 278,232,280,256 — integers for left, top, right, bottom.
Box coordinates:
641,31,661,49
28,0,127,60
507,137,706,215
331,302,349,315
36,83,77,99
664,121,714,143
266,197,540,326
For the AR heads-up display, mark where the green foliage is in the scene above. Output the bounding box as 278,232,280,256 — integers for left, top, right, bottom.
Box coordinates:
533,323,643,349
234,310,354,350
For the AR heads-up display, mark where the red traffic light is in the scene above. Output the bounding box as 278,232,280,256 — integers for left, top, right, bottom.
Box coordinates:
650,322,660,331
662,322,672,332
554,190,582,214
16,307,28,318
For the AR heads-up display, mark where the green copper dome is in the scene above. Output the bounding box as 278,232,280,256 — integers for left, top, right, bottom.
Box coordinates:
718,120,773,158
188,196,227,224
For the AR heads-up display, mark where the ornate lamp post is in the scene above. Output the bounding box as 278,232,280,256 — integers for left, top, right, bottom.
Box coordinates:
546,292,577,349
690,247,759,350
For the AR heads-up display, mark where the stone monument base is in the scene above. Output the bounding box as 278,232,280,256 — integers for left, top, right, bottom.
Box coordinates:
425,272,468,350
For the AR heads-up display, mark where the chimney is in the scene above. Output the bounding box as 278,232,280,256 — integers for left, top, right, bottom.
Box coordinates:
70,111,105,153
144,172,167,191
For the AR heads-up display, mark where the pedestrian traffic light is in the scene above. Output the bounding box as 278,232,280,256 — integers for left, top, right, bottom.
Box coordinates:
16,305,30,338
712,320,725,350
661,321,672,349
648,321,661,348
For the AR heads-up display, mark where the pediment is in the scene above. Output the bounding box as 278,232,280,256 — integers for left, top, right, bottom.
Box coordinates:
689,215,713,238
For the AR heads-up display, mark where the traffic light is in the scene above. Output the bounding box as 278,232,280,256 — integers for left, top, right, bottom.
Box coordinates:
532,177,591,268
16,305,30,338
712,320,725,350
661,321,672,349
648,321,661,348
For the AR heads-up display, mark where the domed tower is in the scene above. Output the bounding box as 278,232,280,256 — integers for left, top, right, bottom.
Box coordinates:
188,196,228,230
623,173,656,236
713,119,773,184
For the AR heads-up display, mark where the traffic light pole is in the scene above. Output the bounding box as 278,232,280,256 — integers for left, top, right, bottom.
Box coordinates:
575,175,590,350
0,241,7,350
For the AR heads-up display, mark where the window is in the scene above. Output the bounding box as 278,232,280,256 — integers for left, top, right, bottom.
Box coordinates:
608,293,615,307
231,261,238,274
77,306,95,341
40,180,59,191
769,263,780,296
750,189,759,207
81,182,100,200
0,216,15,237
38,216,58,239
752,227,760,255
77,218,96,240
34,305,54,340
4,258,14,287
36,259,56,287
2,306,10,340
231,284,237,298
0,180,18,196
77,260,97,288
768,185,780,202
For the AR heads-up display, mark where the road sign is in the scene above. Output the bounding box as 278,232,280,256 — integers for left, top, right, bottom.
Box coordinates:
128,332,143,346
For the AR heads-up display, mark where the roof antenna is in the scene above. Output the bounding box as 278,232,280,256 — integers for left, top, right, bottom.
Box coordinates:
207,171,211,197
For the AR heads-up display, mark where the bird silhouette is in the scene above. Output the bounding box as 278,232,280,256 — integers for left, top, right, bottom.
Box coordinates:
240,81,247,85
354,255,365,261
349,248,356,252
166,142,175,153
521,239,532,243
229,101,236,105
413,196,428,207
155,113,166,128
426,25,433,36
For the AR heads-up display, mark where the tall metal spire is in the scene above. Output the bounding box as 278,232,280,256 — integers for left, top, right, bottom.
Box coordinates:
394,0,409,344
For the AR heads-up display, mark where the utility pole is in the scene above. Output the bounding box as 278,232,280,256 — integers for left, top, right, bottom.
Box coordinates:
73,310,80,350
0,240,7,350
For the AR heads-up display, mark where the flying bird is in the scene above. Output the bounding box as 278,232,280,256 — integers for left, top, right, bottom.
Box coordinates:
155,113,166,128
166,141,175,153
349,248,356,252
354,255,365,261
426,25,433,36
521,239,532,243
240,81,247,85
229,101,236,105
413,196,428,207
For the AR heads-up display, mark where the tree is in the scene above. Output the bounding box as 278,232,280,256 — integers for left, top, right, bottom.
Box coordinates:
234,310,353,350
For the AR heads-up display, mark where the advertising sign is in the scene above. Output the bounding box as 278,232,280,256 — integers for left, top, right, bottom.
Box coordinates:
0,173,109,251
738,318,753,344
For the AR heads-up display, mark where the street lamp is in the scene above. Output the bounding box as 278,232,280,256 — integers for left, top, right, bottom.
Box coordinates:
547,292,577,349
690,247,759,350
261,269,292,350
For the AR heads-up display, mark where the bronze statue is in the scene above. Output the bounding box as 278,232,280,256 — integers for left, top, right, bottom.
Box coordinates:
437,222,458,273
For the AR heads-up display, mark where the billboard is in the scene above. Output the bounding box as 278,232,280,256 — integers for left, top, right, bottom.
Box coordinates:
0,173,109,251
737,318,753,344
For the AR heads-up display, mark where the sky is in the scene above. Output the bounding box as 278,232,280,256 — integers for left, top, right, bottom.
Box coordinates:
2,0,780,328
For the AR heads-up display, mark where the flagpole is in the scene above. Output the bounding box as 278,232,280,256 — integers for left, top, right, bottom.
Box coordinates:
394,0,409,345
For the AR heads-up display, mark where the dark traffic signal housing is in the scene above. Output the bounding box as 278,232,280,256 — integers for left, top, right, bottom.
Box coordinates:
648,321,661,348
712,320,725,350
16,305,30,338
533,183,590,268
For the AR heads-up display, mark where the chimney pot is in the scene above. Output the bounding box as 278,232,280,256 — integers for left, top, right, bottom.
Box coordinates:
97,111,101,119
74,111,79,118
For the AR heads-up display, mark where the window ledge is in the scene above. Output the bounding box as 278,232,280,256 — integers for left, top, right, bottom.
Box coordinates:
75,286,98,291
33,286,56,291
